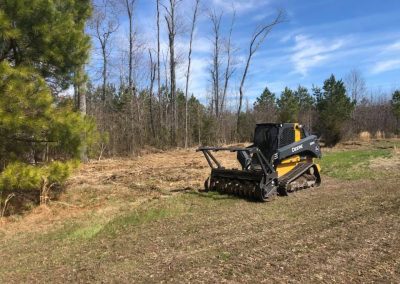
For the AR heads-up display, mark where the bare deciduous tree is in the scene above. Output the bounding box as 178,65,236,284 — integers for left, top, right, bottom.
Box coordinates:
149,49,157,136
119,0,136,93
163,0,182,145
184,0,200,148
221,9,236,115
345,69,366,103
156,0,162,124
236,10,285,132
209,10,222,118
90,0,119,102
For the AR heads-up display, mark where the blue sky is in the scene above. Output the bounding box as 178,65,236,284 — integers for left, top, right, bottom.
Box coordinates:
91,0,400,105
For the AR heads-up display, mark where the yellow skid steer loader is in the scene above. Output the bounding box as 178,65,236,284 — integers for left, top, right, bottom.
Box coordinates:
197,123,321,201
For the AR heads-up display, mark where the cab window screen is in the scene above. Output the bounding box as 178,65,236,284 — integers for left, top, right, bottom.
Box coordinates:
253,125,279,161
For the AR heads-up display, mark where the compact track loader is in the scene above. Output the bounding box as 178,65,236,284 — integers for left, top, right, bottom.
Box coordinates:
197,123,321,201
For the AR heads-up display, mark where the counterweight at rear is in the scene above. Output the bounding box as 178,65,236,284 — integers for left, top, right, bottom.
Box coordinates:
197,123,322,201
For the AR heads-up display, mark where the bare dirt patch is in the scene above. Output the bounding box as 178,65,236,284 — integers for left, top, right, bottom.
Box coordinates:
369,146,400,171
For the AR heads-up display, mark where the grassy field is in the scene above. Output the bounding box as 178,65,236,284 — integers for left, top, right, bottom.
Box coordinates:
1,139,399,283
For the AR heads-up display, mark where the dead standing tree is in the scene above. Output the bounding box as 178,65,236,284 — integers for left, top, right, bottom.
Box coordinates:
163,0,182,145
345,69,366,132
90,0,119,103
209,10,222,118
221,10,236,116
236,10,284,133
156,0,163,126
118,0,137,95
345,69,366,103
149,49,157,137
118,0,144,147
184,0,200,149
76,66,88,162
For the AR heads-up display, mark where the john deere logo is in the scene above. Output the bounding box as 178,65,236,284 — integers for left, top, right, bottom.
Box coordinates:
292,144,303,152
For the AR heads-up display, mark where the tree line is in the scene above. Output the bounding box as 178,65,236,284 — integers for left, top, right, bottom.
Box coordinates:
87,71,399,154
84,0,399,155
86,0,285,154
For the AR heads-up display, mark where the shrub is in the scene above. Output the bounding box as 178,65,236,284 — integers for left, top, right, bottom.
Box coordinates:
0,161,78,203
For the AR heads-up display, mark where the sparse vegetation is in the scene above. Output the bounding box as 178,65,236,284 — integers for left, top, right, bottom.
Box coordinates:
1,141,400,282
319,149,391,180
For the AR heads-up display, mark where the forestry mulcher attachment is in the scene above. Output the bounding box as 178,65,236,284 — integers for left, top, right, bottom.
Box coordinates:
197,123,322,201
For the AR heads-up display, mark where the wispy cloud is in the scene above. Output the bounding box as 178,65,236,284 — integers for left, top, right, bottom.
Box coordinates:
384,40,400,52
370,39,400,74
290,34,345,76
212,0,270,13
371,59,400,74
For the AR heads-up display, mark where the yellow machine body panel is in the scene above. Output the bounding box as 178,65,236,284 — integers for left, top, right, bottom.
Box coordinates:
276,157,321,178
276,155,300,177
294,123,301,142
276,124,301,177
275,124,321,178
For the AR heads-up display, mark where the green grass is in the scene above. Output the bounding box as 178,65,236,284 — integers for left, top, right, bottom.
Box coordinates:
319,149,392,180
43,192,236,243
99,195,196,237
68,223,104,240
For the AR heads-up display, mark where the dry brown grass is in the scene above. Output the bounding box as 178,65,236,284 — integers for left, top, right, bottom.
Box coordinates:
369,145,400,171
0,148,243,235
359,131,371,141
0,141,400,283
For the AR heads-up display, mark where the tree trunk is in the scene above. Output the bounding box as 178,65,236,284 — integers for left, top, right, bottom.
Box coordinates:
78,67,88,162
236,11,284,133
102,45,107,103
149,49,156,137
165,0,179,145
157,0,162,127
184,0,200,148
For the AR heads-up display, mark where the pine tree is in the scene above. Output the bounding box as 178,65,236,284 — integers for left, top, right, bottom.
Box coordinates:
277,87,299,123
294,85,315,130
391,90,400,132
316,75,355,146
254,87,276,109
0,0,91,91
0,62,96,164
0,1,94,204
295,86,314,111
253,87,276,123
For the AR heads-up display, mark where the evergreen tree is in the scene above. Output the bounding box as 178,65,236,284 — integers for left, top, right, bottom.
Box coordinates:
0,0,91,91
253,86,276,123
277,87,299,123
0,62,98,205
312,85,323,102
0,1,94,205
294,85,315,129
0,62,96,164
254,87,276,110
316,75,355,146
391,90,400,131
295,85,314,111
188,95,204,145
